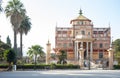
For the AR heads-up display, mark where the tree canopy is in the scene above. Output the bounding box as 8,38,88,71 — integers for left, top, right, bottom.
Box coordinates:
0,41,11,61
5,0,26,54
18,15,32,58
4,49,16,64
113,39,120,60
4,49,16,71
27,45,45,64
57,50,67,64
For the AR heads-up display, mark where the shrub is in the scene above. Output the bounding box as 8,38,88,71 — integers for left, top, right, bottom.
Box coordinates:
0,64,80,70
0,64,8,69
114,65,120,69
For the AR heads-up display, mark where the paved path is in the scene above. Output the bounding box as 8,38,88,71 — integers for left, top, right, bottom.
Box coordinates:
0,70,120,78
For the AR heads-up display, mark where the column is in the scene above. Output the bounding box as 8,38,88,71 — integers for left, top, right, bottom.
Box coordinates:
81,42,83,61
77,41,78,60
86,42,88,59
74,41,77,60
90,42,93,61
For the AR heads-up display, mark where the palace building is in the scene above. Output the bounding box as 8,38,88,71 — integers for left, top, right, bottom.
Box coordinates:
54,10,111,67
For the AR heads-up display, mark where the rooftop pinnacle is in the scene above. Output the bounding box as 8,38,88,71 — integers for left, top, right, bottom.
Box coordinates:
79,9,83,15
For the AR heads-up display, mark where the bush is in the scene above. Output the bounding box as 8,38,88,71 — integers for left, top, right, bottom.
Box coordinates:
0,64,8,69
17,64,50,70
55,64,80,69
114,65,120,69
50,63,56,69
0,64,80,70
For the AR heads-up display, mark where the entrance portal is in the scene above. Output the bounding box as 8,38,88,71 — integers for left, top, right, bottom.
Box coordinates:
84,50,87,59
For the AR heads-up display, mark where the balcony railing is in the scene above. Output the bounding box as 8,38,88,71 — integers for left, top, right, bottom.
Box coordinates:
75,35,92,39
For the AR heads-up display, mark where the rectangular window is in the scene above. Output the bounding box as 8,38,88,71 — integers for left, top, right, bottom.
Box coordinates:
63,34,67,37
81,30,85,35
99,43,103,48
99,52,103,58
69,43,72,47
93,31,97,34
63,43,67,48
57,31,61,34
58,43,62,47
58,34,62,37
93,43,97,48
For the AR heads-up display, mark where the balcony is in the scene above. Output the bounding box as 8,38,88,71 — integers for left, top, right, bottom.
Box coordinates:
75,35,92,39
74,35,94,41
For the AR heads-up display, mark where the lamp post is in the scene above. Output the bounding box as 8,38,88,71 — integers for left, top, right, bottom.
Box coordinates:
107,46,113,70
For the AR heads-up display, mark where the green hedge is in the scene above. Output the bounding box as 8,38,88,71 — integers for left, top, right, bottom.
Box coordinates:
17,64,50,69
0,64,8,68
55,64,80,69
0,64,80,70
114,65,120,69
1,64,120,70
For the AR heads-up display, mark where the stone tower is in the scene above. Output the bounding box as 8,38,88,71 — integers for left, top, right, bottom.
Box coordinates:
46,40,51,64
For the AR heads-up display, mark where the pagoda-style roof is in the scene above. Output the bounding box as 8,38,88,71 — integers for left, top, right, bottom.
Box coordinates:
76,14,91,21
71,9,91,23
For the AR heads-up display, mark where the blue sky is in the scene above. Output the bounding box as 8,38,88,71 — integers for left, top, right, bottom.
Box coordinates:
0,0,120,56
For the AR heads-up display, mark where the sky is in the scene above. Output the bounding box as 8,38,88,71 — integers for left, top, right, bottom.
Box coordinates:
0,0,120,56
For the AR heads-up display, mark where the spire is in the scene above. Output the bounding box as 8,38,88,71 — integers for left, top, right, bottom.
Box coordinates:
111,36,113,48
47,38,51,45
79,9,83,15
48,39,50,44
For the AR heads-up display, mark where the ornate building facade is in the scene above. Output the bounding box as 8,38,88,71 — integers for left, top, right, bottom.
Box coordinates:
54,10,111,66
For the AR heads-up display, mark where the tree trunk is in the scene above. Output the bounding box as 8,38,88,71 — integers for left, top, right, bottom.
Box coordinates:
20,32,23,58
14,30,17,64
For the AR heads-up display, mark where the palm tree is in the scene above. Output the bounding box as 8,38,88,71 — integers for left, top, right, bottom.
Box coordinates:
27,45,44,65
18,15,31,58
5,0,26,56
0,0,3,12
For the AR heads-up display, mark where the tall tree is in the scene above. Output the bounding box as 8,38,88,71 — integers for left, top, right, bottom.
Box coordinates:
18,15,31,58
5,0,26,57
113,39,120,63
0,0,2,12
27,45,44,65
